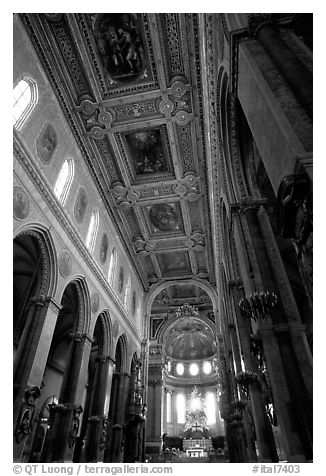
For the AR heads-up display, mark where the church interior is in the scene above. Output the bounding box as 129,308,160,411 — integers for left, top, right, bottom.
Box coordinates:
13,13,313,463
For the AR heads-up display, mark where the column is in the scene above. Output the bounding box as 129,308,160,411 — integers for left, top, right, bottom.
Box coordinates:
258,325,306,461
111,372,130,462
248,14,312,118
229,319,256,462
232,286,277,462
43,332,93,462
13,296,61,462
146,362,164,455
247,205,311,459
257,206,313,396
84,355,115,462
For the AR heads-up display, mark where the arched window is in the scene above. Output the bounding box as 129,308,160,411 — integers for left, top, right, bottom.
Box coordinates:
166,392,172,423
124,276,131,308
108,248,117,285
86,209,99,253
54,157,74,205
203,361,212,375
176,363,184,376
205,392,216,424
13,77,38,130
176,393,186,424
189,362,199,376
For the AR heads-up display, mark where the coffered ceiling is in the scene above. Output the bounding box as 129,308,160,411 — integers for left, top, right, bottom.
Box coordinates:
20,13,216,294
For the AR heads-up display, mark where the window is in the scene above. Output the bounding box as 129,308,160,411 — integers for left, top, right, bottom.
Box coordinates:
203,361,212,375
189,363,199,376
205,392,216,424
108,248,117,285
131,291,137,316
86,210,99,253
124,276,131,308
166,392,172,423
191,397,201,411
176,393,186,424
118,267,124,293
176,363,184,376
13,77,38,130
54,157,74,205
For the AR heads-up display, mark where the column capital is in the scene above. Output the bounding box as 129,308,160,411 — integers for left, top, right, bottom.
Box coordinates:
95,354,115,364
230,197,268,214
44,296,62,314
273,323,290,334
69,332,93,344
289,323,306,335
257,326,274,337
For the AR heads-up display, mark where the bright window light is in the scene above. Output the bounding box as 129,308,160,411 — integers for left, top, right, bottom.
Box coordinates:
191,397,201,411
13,77,38,130
203,361,212,374
54,157,74,205
167,392,172,423
177,393,186,423
108,248,117,284
176,363,184,376
206,392,216,424
85,209,99,253
189,363,199,376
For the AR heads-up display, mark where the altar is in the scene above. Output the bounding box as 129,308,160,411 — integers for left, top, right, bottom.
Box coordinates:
183,437,213,458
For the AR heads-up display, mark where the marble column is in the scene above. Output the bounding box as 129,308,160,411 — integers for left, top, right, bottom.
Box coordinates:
84,355,115,462
146,362,164,455
228,319,256,462
43,332,92,462
13,296,61,462
230,284,277,462
111,372,130,462
240,204,312,460
248,14,312,118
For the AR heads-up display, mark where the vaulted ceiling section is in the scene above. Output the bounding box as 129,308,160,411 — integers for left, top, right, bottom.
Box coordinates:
20,13,215,295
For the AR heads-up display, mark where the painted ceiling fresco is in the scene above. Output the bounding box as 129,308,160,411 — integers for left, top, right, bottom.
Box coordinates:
20,14,216,315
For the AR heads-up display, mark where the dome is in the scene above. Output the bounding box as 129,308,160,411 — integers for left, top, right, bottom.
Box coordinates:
165,317,216,360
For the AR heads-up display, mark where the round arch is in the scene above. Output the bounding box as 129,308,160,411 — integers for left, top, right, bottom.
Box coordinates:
14,222,58,299
57,276,91,335
113,333,128,373
145,278,218,322
92,309,114,357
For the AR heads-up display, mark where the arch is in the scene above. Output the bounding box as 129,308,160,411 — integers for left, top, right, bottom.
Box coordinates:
14,223,58,299
145,278,219,328
92,309,113,357
113,333,128,373
86,209,99,253
59,276,91,335
13,76,38,130
216,66,235,204
54,157,74,205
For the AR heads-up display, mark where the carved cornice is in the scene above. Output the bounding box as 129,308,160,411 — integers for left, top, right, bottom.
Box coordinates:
199,14,223,294
13,136,142,343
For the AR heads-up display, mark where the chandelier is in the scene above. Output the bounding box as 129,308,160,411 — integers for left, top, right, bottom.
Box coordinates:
175,303,199,319
239,291,278,322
